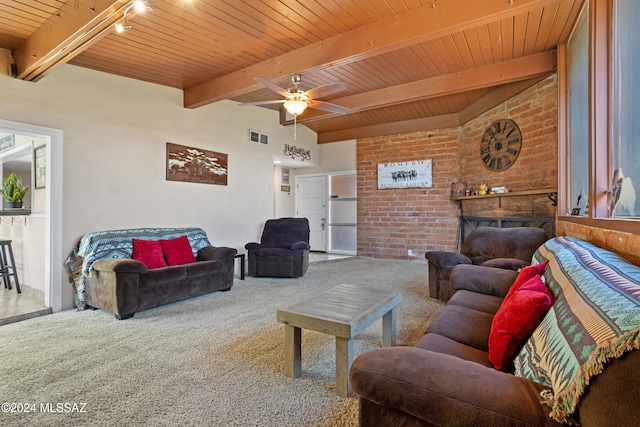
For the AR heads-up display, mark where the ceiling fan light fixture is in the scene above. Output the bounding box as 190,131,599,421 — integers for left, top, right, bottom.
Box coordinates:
284,100,307,116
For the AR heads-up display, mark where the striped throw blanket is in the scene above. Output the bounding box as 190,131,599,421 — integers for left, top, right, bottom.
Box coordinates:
514,236,640,424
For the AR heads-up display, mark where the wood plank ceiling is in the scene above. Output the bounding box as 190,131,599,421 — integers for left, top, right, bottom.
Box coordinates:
0,0,583,143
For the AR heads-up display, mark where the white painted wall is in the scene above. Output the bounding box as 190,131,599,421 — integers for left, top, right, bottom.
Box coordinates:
273,165,295,219
302,140,356,175
0,64,319,310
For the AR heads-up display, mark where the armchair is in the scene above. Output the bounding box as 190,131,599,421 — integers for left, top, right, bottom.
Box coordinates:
245,217,310,278
424,227,548,301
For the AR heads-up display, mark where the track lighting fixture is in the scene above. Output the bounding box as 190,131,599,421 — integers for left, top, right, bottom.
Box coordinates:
114,0,154,34
133,0,154,13
115,20,131,34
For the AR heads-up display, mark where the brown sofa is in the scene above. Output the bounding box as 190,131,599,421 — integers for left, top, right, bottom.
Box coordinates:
66,227,237,319
351,236,640,426
424,226,548,301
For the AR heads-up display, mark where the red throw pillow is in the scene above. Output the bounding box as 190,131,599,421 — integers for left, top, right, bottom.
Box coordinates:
488,275,554,371
132,238,167,269
160,236,197,266
504,260,549,301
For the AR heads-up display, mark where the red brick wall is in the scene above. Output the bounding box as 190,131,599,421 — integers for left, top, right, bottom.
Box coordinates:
459,76,558,218
357,129,461,259
357,75,558,259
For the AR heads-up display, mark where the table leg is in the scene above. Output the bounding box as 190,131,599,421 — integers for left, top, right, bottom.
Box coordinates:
382,308,396,347
335,336,354,397
235,254,245,280
284,325,301,378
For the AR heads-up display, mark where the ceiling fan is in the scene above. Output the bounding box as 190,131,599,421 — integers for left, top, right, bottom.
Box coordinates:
241,73,349,118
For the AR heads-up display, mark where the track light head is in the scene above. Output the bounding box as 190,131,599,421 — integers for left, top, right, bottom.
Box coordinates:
134,0,153,13
114,0,154,35
115,22,132,33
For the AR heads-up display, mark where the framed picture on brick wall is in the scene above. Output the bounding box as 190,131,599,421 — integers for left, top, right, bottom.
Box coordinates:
377,159,432,189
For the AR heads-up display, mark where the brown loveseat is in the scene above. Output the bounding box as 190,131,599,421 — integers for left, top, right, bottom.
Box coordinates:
351,236,640,426
66,227,237,319
424,226,548,301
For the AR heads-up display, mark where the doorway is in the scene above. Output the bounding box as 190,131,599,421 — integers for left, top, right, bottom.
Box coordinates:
0,119,63,320
296,171,357,255
295,175,326,251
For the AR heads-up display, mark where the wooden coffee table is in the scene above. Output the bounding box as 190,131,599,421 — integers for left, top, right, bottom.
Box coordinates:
276,283,403,397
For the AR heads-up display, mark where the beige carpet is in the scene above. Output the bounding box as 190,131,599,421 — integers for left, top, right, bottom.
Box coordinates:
0,257,444,427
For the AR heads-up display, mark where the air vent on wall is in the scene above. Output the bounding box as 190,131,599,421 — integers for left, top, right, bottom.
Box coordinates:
249,130,269,145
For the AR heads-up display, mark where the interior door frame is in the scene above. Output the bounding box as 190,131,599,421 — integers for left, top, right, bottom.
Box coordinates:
0,119,63,313
295,170,356,253
295,173,327,252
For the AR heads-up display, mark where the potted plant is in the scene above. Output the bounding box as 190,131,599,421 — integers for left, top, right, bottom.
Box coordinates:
0,173,29,209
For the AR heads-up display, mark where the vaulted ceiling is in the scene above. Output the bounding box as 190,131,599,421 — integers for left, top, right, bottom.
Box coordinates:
0,0,583,142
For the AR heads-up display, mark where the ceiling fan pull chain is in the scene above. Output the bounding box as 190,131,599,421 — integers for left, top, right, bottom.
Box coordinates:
293,114,298,140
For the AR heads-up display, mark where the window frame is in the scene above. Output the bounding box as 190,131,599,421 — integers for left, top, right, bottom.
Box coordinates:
558,0,639,235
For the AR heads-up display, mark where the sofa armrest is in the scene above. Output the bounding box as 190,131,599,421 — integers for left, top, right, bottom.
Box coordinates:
450,264,518,298
93,258,148,274
351,347,553,426
481,257,529,270
197,246,237,261
290,241,310,250
424,251,472,269
244,242,261,251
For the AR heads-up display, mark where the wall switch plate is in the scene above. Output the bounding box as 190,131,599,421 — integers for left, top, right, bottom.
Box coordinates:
408,249,413,256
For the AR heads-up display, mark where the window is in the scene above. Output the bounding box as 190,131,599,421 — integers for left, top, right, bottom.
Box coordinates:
566,2,589,216
561,0,639,232
610,0,640,218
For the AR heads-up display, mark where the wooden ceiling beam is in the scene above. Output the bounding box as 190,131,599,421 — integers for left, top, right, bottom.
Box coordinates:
13,0,129,81
184,0,564,108
317,114,460,144
458,76,549,124
298,50,557,123
316,76,551,143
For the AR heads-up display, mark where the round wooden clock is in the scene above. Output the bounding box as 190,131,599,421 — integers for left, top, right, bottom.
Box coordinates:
480,119,522,171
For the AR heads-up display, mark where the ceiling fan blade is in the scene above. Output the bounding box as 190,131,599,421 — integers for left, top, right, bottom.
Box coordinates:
309,100,349,114
254,77,289,97
239,100,286,106
305,82,346,100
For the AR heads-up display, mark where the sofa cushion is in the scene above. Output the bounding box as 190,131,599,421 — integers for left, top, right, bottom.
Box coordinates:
132,238,167,269
256,247,294,257
504,260,549,301
160,236,197,266
447,289,504,315
427,304,494,351
488,275,553,372
415,333,493,368
462,226,549,262
186,260,221,278
138,266,187,288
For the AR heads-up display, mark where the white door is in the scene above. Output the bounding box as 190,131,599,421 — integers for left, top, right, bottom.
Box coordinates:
296,176,326,251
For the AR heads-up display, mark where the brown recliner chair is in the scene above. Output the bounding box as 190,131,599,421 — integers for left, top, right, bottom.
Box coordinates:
245,217,310,278
424,227,548,301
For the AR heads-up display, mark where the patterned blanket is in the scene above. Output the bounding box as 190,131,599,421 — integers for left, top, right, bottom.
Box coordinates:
65,227,212,310
514,236,640,424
